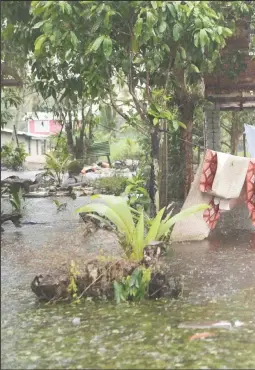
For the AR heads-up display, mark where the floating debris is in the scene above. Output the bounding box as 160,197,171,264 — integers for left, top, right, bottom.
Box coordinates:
189,332,216,341
72,318,81,326
178,320,232,330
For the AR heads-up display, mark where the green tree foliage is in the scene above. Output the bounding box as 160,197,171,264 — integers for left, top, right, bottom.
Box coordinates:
2,1,254,201
1,88,23,128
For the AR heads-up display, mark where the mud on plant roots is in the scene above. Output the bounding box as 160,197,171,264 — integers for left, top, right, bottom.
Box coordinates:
31,258,183,303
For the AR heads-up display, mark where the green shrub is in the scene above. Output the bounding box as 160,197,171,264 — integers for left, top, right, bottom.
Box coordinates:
67,160,83,175
1,142,28,170
94,176,128,195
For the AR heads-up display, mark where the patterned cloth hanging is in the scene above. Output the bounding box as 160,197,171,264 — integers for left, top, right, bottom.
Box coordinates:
170,150,255,242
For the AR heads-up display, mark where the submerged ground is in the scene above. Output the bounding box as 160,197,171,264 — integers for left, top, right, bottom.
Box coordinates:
1,171,255,369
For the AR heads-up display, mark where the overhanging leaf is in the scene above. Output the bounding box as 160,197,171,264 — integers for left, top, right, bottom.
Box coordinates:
91,35,105,51
134,17,143,37
199,29,209,48
103,36,112,58
70,31,78,47
34,34,47,53
159,21,167,33
32,21,46,29
173,23,182,42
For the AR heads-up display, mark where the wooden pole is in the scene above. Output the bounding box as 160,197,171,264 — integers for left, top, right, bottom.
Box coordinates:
13,124,19,148
243,133,246,157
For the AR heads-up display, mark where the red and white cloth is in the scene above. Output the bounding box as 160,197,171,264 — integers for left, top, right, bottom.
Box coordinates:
200,150,255,230
171,150,255,241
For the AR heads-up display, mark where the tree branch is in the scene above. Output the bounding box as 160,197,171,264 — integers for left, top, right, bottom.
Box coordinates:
221,123,231,134
221,140,231,148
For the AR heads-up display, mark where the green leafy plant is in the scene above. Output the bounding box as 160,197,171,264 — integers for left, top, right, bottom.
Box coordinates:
44,152,71,185
76,195,209,262
67,260,80,303
125,172,151,212
94,176,128,196
9,188,23,212
52,199,67,212
113,266,151,304
1,142,28,170
3,184,25,213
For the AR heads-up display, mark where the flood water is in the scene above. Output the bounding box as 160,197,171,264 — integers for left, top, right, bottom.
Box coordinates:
1,171,255,369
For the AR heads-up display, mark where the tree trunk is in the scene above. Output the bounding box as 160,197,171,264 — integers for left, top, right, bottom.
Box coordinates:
179,102,195,199
230,112,243,155
159,120,169,209
149,126,161,216
65,110,75,158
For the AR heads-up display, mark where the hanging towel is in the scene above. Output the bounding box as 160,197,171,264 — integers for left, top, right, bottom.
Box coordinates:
211,152,250,199
244,124,255,158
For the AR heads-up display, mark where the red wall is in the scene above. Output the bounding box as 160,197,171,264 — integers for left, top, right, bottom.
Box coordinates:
28,120,62,135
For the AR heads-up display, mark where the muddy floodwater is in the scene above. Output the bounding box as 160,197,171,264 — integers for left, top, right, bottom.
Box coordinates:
1,171,255,369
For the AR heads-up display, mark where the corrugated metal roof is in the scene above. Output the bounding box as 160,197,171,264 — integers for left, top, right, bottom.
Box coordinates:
1,128,49,139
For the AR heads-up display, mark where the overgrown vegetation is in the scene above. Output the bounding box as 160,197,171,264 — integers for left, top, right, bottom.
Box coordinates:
1,142,28,170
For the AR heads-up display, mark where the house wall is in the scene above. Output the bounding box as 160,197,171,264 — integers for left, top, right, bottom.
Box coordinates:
29,139,47,156
1,131,48,157
1,131,13,146
28,119,62,135
1,131,28,148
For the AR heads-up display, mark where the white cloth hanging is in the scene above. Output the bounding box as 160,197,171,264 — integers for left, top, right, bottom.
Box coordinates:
244,124,255,158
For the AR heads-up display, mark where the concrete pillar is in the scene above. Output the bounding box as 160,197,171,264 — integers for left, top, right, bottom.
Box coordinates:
204,103,221,151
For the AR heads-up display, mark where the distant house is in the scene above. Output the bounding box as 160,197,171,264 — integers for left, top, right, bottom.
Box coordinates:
28,119,62,135
1,128,49,157
25,112,62,135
